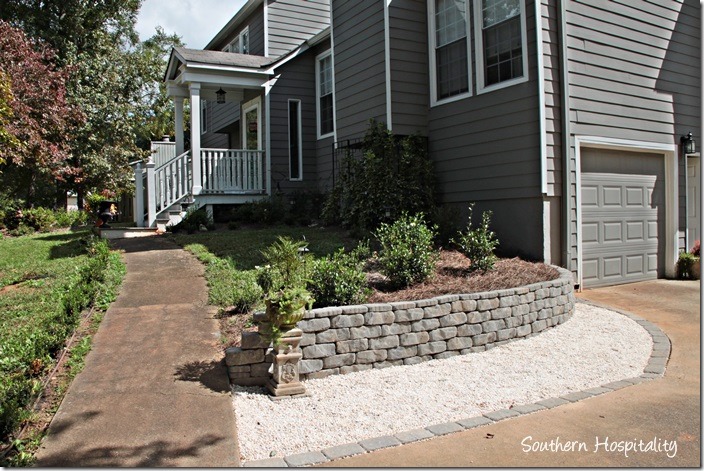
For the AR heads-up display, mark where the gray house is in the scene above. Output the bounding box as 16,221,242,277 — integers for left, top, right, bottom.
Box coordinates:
141,0,700,289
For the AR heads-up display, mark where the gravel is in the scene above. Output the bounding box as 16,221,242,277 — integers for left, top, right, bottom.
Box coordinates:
232,303,653,462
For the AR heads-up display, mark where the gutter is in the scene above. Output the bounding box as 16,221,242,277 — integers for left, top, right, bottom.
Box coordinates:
557,0,573,272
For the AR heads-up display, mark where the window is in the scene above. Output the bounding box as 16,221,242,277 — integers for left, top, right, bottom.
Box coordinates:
200,99,208,134
429,0,470,105
316,51,335,139
224,27,249,54
475,0,527,92
288,100,302,180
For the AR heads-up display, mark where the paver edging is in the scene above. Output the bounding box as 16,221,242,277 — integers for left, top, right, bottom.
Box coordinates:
240,302,671,467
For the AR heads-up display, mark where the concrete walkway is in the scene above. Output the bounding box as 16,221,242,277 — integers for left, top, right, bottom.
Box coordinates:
36,236,240,467
326,280,700,467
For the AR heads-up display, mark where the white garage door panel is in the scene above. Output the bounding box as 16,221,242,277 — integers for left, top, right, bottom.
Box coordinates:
581,149,665,288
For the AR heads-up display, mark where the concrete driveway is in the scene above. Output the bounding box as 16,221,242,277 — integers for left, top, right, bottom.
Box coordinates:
326,280,700,467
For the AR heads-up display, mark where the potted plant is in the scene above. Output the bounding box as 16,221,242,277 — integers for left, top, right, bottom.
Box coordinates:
263,285,314,348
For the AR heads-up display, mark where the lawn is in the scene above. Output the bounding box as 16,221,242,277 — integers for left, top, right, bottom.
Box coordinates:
169,225,356,270
0,230,125,464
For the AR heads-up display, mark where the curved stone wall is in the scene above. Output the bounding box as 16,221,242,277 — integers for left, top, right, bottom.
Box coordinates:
226,267,576,385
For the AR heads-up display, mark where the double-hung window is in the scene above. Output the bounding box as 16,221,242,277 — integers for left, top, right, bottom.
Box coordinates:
475,0,527,92
429,0,470,104
316,51,335,139
224,27,249,54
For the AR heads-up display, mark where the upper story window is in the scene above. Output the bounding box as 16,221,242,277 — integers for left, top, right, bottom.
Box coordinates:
224,26,250,54
474,0,527,93
316,50,335,139
429,0,471,105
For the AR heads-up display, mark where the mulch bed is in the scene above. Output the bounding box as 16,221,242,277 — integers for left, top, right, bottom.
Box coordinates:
219,251,559,350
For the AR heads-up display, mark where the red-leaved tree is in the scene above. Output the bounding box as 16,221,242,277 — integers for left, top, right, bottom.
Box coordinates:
0,20,84,205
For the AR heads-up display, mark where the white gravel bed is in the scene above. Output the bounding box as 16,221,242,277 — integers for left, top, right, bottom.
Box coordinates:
232,303,653,462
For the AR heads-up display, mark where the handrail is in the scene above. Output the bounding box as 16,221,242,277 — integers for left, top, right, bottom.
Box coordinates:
154,150,192,214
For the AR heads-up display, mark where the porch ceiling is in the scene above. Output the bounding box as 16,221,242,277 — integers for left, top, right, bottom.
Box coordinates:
165,47,274,95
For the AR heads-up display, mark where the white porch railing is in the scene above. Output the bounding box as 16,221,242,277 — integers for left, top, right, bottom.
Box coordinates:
155,150,192,213
200,149,265,194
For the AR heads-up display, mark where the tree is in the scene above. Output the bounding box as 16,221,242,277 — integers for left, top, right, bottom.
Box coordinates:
0,21,83,205
0,0,182,204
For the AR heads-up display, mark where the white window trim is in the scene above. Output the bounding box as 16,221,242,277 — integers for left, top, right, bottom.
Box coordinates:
428,0,472,107
473,0,529,95
315,49,336,140
288,99,303,181
200,99,208,134
225,26,250,54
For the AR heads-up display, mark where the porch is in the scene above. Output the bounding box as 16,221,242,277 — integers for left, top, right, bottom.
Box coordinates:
133,142,266,227
132,47,276,228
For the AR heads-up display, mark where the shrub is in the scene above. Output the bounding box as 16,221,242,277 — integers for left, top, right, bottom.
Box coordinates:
453,204,499,272
256,236,311,293
677,251,698,279
206,259,263,312
54,210,89,228
323,120,436,232
374,213,438,288
309,245,370,307
171,207,214,234
23,207,56,232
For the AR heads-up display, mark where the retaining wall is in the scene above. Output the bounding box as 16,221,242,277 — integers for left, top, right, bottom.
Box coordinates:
226,267,576,385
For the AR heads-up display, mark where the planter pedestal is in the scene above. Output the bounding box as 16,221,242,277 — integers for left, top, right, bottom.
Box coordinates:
266,327,306,397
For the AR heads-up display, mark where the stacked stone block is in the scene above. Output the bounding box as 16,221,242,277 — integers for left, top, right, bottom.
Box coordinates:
226,267,576,385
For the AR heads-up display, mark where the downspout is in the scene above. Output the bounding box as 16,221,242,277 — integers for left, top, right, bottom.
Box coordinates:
557,0,573,272
384,0,393,131
535,0,549,262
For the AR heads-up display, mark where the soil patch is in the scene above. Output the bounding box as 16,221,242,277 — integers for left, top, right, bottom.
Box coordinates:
368,251,560,302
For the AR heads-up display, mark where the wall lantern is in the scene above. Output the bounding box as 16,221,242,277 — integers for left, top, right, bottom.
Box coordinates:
216,88,226,104
681,132,696,154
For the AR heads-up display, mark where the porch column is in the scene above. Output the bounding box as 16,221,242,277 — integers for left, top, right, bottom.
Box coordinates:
132,162,145,227
189,83,203,195
174,97,185,156
146,159,157,227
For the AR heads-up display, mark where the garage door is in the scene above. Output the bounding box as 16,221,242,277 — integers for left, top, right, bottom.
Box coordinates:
581,148,665,288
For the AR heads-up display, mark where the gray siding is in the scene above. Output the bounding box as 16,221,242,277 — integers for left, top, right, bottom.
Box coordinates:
389,0,429,136
332,0,387,141
429,1,543,260
563,0,701,272
201,101,230,148
267,0,330,58
542,0,562,198
211,5,266,56
269,45,326,194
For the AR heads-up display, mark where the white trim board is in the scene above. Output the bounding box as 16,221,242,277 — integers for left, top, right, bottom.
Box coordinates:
574,136,678,288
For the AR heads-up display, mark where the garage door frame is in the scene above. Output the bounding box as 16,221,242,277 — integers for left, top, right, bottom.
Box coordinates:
575,136,678,288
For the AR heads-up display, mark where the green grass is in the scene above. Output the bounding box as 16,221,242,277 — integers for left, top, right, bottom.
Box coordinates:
169,226,356,309
0,229,125,458
170,225,356,270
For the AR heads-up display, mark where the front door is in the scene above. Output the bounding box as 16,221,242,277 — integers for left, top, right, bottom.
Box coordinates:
242,97,261,150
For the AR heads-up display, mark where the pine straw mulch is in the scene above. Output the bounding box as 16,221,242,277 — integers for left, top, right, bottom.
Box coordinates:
218,251,559,350
367,250,560,302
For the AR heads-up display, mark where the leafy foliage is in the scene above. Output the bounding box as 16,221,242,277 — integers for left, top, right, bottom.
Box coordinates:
308,244,371,307
453,204,500,272
206,258,263,313
375,213,438,288
256,236,311,293
323,120,436,232
169,207,214,234
0,21,83,205
677,251,699,279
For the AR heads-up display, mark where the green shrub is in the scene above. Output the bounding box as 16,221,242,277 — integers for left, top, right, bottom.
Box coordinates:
256,236,311,293
54,210,89,228
309,244,370,307
23,208,56,232
171,207,214,234
323,120,436,232
206,259,263,312
453,204,499,272
375,213,438,288
676,251,698,279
